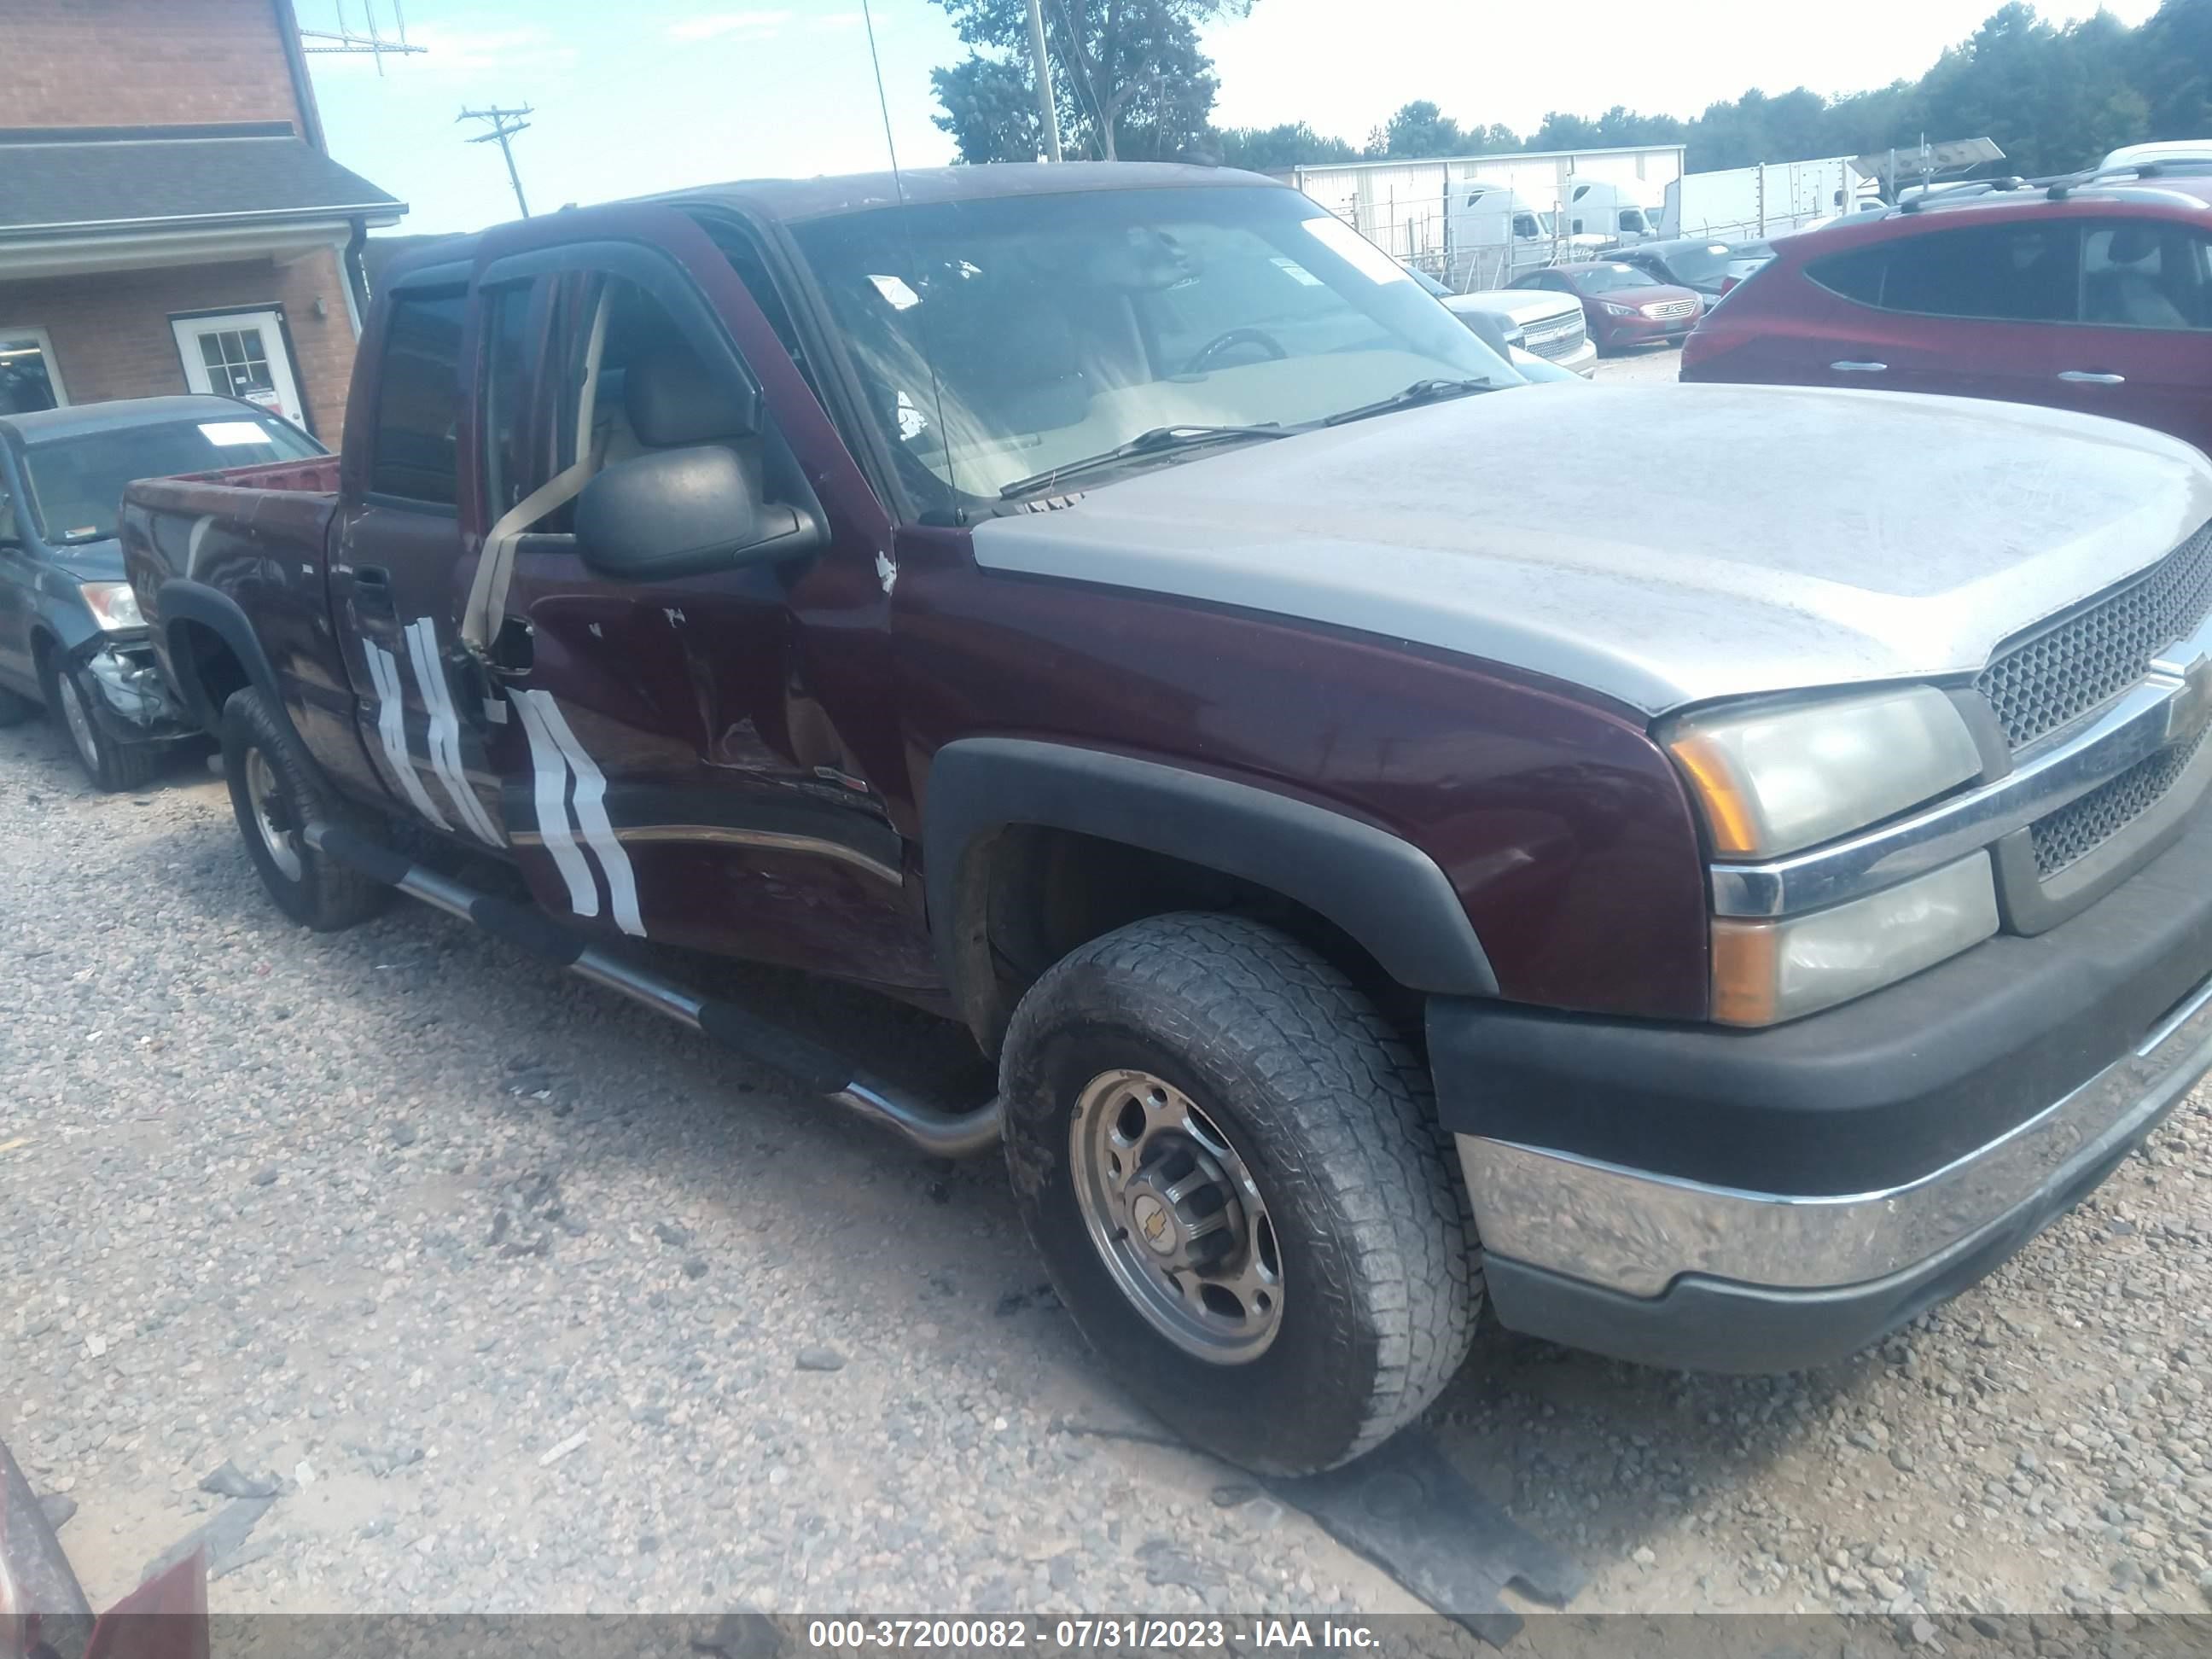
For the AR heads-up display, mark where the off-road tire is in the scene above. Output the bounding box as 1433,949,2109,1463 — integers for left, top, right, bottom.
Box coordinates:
42,652,158,791
221,685,386,931
1000,911,1479,1476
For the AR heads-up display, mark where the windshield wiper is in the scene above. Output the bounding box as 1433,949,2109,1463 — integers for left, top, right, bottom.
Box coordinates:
998,424,1286,500
1320,377,1495,428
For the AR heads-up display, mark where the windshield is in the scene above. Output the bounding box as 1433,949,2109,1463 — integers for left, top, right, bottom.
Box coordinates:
23,413,320,541
1573,264,1663,294
788,183,1516,507
1657,243,1735,285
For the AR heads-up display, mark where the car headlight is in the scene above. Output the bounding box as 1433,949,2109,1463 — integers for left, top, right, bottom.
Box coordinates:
80,581,144,632
1659,685,1982,859
1711,853,1999,1026
1603,302,1638,316
1662,685,1994,1025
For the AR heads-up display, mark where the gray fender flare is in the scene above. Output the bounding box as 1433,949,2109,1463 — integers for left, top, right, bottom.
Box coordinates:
923,737,1498,1025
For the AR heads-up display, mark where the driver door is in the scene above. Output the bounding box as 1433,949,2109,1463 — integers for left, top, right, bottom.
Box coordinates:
467,231,928,985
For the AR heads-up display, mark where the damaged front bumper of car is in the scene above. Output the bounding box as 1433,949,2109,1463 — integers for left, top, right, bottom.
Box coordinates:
74,637,194,746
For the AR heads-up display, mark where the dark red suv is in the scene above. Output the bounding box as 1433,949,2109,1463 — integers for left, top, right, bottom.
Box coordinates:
1682,167,2212,455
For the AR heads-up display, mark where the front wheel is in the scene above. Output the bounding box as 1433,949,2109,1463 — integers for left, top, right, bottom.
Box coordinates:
43,652,158,791
999,912,1479,1476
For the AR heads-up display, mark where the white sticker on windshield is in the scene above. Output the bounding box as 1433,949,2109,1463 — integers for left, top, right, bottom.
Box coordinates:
867,273,921,311
196,422,266,446
1301,215,1412,286
1268,257,1324,288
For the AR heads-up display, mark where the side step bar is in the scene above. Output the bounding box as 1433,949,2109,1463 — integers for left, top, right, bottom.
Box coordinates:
305,821,1005,1158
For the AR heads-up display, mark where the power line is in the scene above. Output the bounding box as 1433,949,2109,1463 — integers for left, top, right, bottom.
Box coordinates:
457,105,535,218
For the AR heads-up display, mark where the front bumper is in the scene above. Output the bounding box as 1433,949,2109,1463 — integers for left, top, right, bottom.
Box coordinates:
1434,792,2212,1372
76,635,193,744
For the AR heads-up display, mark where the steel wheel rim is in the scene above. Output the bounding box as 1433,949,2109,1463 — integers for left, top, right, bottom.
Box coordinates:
55,672,99,772
245,747,303,881
1068,1067,1283,1363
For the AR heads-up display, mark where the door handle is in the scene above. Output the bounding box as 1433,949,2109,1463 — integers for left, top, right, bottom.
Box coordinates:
352,565,394,612
2057,370,2126,384
1830,361,1888,373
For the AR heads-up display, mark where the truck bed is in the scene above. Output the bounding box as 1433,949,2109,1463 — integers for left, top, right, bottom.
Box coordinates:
119,463,351,762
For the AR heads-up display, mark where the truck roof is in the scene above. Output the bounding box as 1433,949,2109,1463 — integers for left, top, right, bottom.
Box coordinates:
657,160,1280,222
385,162,1287,280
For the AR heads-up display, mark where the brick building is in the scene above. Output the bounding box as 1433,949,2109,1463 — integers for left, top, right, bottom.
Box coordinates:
0,0,405,444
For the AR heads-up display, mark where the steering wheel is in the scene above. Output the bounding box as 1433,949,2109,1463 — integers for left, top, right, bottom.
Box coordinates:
1181,327,1289,375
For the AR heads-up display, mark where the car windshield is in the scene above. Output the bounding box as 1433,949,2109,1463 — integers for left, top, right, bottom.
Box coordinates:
23,413,320,541
788,183,1516,506
1573,264,1663,294
1657,243,1735,285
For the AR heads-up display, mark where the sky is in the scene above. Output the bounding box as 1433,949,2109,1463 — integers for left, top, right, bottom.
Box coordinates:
303,0,2166,236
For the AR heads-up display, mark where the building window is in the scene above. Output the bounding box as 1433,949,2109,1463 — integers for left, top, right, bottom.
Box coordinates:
0,326,65,414
198,329,276,402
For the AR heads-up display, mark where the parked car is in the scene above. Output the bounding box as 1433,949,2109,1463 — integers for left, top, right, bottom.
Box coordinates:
1509,260,1704,350
2101,141,2212,172
1617,235,1775,302
120,161,2212,1479
1400,265,1593,378
1681,166,2212,455
0,395,324,789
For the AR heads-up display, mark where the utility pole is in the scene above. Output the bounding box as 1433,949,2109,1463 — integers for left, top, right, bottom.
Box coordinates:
457,105,534,218
1023,0,1063,163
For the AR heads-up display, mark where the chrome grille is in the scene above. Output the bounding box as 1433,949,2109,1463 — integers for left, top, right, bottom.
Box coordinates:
1978,524,2212,753
1645,298,1698,320
1524,313,1587,358
2031,724,2211,877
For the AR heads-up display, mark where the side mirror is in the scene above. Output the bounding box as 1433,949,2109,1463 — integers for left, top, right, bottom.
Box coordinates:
573,445,824,583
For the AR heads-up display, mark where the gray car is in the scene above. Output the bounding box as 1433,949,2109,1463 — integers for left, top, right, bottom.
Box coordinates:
0,395,323,789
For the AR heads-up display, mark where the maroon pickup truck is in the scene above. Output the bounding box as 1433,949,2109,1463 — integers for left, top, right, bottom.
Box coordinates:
122,162,2212,1476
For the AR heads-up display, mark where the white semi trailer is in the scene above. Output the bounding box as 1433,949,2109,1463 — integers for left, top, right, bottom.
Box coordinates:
1659,158,1882,241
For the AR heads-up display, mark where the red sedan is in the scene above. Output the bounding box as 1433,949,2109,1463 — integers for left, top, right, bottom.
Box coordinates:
1681,166,2212,456
1508,260,1704,350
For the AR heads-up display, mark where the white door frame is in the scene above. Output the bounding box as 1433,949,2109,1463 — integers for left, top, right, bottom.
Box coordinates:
169,306,306,428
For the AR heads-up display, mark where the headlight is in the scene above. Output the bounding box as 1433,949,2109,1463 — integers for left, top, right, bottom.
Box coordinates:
1659,685,1982,859
80,581,144,632
1711,853,1999,1025
1603,302,1638,316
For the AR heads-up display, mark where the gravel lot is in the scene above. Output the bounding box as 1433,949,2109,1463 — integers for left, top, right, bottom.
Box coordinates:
6,510,2212,1636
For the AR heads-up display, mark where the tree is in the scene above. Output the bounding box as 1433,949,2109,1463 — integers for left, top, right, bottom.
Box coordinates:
1370,99,1464,157
930,55,1043,165
1214,121,1358,171
2133,0,2212,139
927,0,1251,162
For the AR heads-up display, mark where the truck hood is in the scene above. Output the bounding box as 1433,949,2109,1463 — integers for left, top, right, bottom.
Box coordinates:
970,383,2212,717
1446,290,1580,328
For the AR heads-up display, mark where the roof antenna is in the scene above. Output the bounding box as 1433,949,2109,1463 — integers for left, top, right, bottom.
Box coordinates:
858,0,958,521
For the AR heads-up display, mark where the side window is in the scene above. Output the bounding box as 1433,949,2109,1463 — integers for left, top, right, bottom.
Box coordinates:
369,288,468,505
2081,223,2212,330
1807,244,1890,306
0,475,16,544
539,272,790,534
1825,224,2080,323
480,281,545,519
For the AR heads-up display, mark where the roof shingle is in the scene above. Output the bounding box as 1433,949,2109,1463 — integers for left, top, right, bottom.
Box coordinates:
0,123,402,236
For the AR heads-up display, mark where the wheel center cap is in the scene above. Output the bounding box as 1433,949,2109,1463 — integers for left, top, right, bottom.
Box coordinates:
1129,1192,1178,1255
